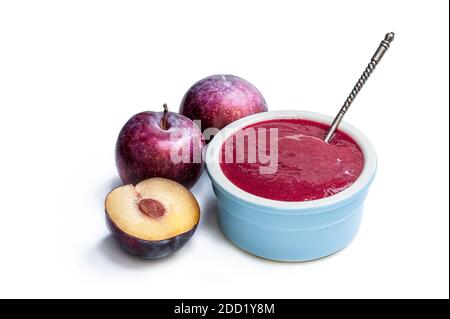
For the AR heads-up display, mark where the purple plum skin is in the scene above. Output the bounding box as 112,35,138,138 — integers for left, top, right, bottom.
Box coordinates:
106,213,197,259
179,74,268,134
115,111,205,189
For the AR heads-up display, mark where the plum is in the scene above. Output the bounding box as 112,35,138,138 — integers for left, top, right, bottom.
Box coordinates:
105,178,200,259
116,105,204,188
179,74,267,140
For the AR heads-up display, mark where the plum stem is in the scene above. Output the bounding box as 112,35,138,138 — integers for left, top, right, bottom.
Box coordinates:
161,103,169,130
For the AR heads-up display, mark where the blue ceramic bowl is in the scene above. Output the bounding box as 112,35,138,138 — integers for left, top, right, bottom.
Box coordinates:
205,110,377,262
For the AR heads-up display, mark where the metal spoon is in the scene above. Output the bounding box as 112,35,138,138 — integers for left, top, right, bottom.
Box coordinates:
324,32,395,143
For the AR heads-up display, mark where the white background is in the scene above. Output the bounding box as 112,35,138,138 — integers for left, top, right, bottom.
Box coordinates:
0,0,448,299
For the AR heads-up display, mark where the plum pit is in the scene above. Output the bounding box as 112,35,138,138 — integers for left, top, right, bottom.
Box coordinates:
138,198,166,219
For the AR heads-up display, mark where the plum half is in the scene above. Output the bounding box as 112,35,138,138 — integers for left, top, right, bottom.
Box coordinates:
105,178,200,259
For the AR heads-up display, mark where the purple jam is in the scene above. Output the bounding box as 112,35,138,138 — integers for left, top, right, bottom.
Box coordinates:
220,119,364,202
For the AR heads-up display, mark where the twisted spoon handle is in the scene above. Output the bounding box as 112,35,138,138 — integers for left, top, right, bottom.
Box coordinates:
324,32,395,143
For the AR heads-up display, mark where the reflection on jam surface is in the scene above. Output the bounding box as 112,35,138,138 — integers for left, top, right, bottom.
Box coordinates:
220,119,364,202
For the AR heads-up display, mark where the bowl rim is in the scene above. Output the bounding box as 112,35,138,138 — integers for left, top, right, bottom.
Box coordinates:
205,110,377,210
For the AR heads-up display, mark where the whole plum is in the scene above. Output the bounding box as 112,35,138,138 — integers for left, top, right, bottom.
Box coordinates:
116,105,204,188
179,74,267,140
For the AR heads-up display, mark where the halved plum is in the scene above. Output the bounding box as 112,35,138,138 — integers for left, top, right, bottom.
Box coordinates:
105,178,200,259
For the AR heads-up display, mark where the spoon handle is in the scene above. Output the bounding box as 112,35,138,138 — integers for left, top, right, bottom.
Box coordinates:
324,32,395,143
